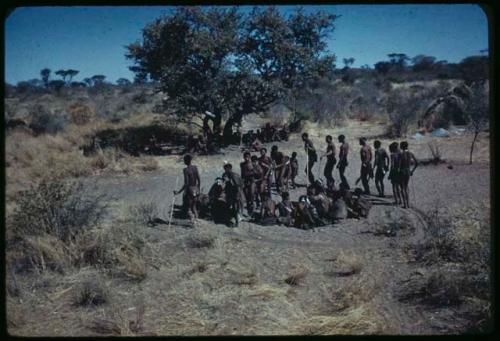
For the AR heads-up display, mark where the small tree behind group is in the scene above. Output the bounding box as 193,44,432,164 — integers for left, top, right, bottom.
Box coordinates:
465,83,489,164
386,88,431,137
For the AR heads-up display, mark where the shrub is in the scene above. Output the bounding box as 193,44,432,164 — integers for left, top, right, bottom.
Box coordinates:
132,91,148,104
385,88,432,137
128,201,159,225
69,104,95,125
186,234,215,249
284,269,309,286
397,270,465,307
73,278,110,306
10,179,106,242
326,250,363,276
114,244,147,280
29,105,66,135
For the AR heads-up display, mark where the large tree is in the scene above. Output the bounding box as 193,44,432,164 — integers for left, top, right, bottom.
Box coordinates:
126,6,337,135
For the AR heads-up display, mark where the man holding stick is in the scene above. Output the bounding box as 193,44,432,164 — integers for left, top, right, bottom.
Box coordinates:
173,154,201,219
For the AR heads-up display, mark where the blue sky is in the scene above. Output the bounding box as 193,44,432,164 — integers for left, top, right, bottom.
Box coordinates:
5,4,489,84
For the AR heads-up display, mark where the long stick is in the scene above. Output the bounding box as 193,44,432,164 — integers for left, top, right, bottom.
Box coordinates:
410,173,417,208
169,175,179,228
306,150,310,185
317,157,323,181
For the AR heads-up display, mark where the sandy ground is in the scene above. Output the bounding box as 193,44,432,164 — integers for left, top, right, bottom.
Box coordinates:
7,120,490,336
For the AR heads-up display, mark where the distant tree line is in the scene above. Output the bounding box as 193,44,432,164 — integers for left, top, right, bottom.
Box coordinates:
7,68,145,96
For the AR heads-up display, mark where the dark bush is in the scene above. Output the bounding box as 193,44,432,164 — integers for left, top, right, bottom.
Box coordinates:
73,279,109,306
29,105,66,135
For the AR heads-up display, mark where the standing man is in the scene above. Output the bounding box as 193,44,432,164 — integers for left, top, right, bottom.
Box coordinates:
373,140,390,197
251,155,264,209
173,154,201,219
399,141,419,209
337,135,350,189
359,137,373,195
320,135,337,190
302,133,318,185
259,148,273,197
271,145,286,194
240,151,256,216
388,142,402,205
289,152,299,189
223,163,244,226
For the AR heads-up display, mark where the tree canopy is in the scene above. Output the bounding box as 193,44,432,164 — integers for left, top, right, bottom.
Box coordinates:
126,6,338,133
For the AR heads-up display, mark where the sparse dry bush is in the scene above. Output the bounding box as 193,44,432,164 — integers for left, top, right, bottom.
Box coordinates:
326,250,363,276
186,234,215,249
21,234,70,273
73,277,110,306
128,201,159,225
70,228,112,268
284,269,309,286
28,104,67,135
375,211,414,237
89,304,150,336
10,180,106,243
114,244,148,280
397,269,473,308
7,180,107,274
402,201,491,330
69,104,95,125
385,88,432,137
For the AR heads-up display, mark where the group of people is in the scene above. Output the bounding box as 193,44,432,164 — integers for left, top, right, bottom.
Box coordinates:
173,130,419,228
299,133,418,209
242,123,290,150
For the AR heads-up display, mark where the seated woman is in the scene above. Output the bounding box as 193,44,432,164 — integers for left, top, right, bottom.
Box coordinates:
258,192,278,226
277,192,294,226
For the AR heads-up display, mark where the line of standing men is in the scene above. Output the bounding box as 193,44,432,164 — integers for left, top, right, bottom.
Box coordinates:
302,133,418,209
173,132,419,223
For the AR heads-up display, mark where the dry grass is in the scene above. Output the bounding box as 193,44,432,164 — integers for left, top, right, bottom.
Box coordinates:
284,268,309,286
73,277,110,306
298,305,390,335
6,296,26,329
128,201,160,225
22,234,70,273
325,250,363,276
186,233,216,249
114,244,148,280
6,113,162,202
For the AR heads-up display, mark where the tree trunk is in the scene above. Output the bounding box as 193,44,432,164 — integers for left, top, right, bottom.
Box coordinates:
469,131,479,165
213,113,222,136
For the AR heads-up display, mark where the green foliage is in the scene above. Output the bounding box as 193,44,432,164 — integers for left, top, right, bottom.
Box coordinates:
126,6,338,130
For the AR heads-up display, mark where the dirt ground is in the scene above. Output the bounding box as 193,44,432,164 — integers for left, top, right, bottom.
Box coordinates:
6,120,491,336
